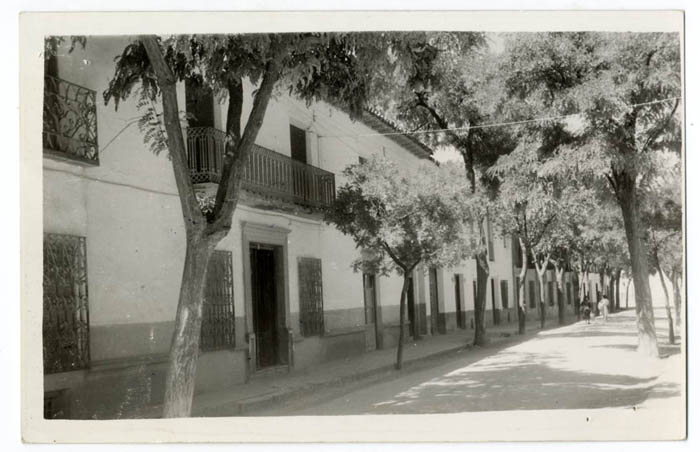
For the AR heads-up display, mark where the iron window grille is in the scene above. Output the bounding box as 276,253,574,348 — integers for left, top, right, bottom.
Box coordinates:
200,250,235,351
43,75,99,165
43,233,90,374
298,257,324,337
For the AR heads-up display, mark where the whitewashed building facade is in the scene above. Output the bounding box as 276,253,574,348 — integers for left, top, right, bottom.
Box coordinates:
42,36,529,418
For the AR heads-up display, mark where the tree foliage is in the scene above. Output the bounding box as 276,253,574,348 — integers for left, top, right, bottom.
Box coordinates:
325,157,477,275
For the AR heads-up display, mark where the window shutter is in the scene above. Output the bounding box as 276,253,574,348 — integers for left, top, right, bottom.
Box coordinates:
298,257,324,337
500,280,509,309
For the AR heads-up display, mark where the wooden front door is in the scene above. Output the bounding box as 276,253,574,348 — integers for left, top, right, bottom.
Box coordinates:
406,274,417,337
455,274,465,329
491,278,500,325
250,247,279,369
363,273,381,350
429,267,441,334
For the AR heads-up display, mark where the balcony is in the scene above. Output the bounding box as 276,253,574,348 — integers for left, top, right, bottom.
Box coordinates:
43,75,99,165
186,127,336,209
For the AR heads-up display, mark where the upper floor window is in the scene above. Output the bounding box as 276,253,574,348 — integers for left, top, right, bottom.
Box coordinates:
43,38,99,165
290,124,307,164
185,77,215,128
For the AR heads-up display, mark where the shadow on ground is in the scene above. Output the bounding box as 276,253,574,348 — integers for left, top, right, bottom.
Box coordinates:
366,349,680,414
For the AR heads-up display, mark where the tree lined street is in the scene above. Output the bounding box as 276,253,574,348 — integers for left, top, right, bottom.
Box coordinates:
57,30,682,420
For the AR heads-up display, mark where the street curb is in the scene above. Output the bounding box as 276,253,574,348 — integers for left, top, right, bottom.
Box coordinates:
196,342,469,416
196,319,569,416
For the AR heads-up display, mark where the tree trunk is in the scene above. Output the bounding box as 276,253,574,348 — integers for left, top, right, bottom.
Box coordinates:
671,268,681,329
616,179,659,357
572,269,581,321
139,36,282,416
538,270,546,329
516,238,528,335
655,263,675,345
395,273,411,370
162,234,216,418
555,266,565,325
533,252,549,329
473,250,490,346
625,275,631,309
614,268,622,312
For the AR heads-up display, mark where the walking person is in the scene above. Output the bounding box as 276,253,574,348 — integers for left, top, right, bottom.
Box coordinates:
581,296,591,324
600,294,610,322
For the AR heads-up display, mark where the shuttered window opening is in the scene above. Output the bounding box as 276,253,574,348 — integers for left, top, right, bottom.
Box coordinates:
528,281,536,309
298,257,324,337
200,250,235,351
566,282,573,305
500,280,509,309
548,281,555,306
43,233,90,374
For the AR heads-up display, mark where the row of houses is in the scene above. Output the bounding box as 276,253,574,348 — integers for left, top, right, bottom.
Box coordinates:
41,36,594,419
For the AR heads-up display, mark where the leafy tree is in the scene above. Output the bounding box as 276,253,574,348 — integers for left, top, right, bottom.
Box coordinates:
368,32,517,345
644,152,682,341
103,33,402,417
500,32,681,357
489,131,590,331
325,157,477,369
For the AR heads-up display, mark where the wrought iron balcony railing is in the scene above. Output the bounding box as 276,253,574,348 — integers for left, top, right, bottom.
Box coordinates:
186,127,336,209
43,75,99,165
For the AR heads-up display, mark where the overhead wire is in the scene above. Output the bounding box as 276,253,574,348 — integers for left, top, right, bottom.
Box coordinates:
317,96,683,140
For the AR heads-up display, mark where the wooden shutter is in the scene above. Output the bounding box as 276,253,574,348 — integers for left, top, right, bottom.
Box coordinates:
528,281,536,309
500,280,509,309
298,257,324,337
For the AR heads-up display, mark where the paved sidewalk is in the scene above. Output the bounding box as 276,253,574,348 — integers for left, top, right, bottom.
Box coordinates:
188,315,569,417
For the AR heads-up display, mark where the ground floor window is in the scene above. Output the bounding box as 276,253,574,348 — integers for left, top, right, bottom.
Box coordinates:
500,280,509,309
200,250,235,351
298,257,324,337
43,233,90,374
548,281,554,306
454,274,465,329
528,281,536,309
566,282,573,305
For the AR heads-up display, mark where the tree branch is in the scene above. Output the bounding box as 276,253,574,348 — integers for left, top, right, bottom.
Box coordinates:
140,35,205,232
207,39,284,234
640,98,679,153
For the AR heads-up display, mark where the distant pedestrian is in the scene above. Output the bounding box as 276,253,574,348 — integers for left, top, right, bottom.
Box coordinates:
581,297,591,324
599,295,610,321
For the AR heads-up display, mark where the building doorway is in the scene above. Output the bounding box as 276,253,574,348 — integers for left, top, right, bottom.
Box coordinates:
429,267,444,334
363,273,382,350
491,278,500,325
406,274,418,338
250,245,282,369
455,274,465,329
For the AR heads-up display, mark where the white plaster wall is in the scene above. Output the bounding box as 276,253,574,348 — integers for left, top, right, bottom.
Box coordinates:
44,36,522,341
